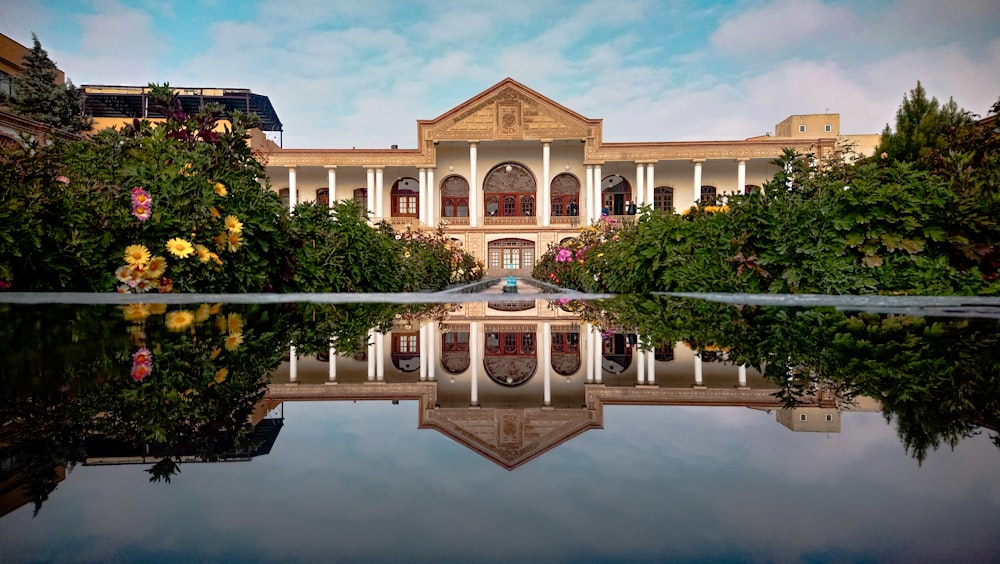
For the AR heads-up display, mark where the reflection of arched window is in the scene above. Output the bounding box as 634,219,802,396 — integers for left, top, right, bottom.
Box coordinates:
602,333,634,374
487,238,535,270
654,343,675,362
700,185,718,204
279,188,290,208
316,188,330,207
440,175,469,217
484,330,537,386
551,331,580,375
391,178,419,217
653,186,673,212
391,332,420,372
745,184,761,194
550,173,579,216
353,188,368,215
484,163,535,217
441,330,470,374
601,175,632,215
352,335,368,362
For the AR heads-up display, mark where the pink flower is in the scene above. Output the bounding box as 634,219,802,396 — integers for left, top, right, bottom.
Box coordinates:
132,204,151,221
555,248,573,262
133,346,152,367
55,175,70,185
131,187,151,207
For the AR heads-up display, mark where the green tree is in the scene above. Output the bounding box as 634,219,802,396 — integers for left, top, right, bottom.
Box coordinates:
2,33,92,133
878,81,971,163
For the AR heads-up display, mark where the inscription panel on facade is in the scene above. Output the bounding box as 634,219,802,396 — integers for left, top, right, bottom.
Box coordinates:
497,102,522,138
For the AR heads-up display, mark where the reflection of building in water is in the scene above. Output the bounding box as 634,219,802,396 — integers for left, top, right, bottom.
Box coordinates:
270,299,879,470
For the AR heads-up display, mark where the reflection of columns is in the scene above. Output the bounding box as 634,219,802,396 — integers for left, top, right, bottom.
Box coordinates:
636,348,645,384
738,364,747,388
646,348,655,385
646,164,655,207
418,168,427,225
692,159,704,208
542,141,551,226
737,159,747,196
585,165,594,225
325,166,337,211
366,169,376,220
419,324,429,381
585,324,595,383
469,142,479,228
591,325,603,384
470,323,480,405
328,342,337,383
694,353,704,387
635,163,645,207
375,332,385,381
367,329,376,381
542,322,551,406
375,168,384,219
287,166,297,209
593,164,602,223
289,345,297,382
426,168,436,227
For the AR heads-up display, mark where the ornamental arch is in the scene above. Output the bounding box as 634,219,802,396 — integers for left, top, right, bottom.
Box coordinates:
600,175,632,215
483,162,535,218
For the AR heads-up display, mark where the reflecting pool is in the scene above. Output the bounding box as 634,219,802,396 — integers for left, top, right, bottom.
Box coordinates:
1,283,998,562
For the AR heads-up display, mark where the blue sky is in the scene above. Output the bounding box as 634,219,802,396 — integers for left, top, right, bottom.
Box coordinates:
1,0,998,148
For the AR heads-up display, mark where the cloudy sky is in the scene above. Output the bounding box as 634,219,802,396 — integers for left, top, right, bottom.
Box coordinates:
1,0,998,148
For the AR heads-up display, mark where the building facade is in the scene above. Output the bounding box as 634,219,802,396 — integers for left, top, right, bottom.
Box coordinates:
262,78,853,275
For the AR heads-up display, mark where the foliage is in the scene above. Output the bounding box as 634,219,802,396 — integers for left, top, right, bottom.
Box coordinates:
877,81,972,164
1,33,92,133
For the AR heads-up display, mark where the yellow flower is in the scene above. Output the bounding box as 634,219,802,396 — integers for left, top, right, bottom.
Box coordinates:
149,303,168,315
122,303,151,322
145,256,167,279
195,244,211,263
124,244,151,266
195,304,212,323
209,303,223,315
166,237,195,259
227,313,244,335
224,215,243,234
209,206,221,219
227,232,243,252
215,367,229,384
210,252,222,265
210,347,222,360
115,265,133,282
225,332,244,351
214,182,227,197
165,310,195,332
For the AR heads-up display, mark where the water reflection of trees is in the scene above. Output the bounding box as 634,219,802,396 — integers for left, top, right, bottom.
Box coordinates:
566,295,1000,463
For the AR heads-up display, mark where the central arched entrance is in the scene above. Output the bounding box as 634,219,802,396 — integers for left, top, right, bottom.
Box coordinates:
487,238,535,275
483,162,536,224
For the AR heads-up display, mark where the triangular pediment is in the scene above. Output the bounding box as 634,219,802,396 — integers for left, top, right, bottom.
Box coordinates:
422,406,601,470
419,78,599,143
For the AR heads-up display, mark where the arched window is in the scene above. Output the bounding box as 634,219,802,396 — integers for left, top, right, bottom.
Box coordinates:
391,332,420,372
551,331,581,375
441,330,470,374
602,333,634,374
745,184,761,194
484,330,537,386
483,162,535,217
278,188,290,209
550,173,580,216
353,188,368,215
440,175,469,218
700,185,718,204
391,177,419,217
653,186,674,212
316,188,330,207
601,175,632,216
654,343,675,362
487,238,535,271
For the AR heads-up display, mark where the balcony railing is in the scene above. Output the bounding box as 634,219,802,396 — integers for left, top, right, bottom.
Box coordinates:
484,216,538,226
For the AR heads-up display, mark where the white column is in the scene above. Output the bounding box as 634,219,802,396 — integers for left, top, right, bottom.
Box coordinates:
637,349,645,384
738,364,748,388
585,324,595,383
542,323,552,406
542,142,551,226
418,168,427,225
593,164,602,223
585,165,594,225
646,163,655,207
289,345,297,382
737,159,747,195
287,167,297,209
375,332,385,381
366,169,376,220
646,349,655,385
428,322,438,381
367,330,376,381
419,324,429,381
470,322,480,405
692,159,704,209
635,163,645,207
375,168,384,220
469,142,479,228
326,166,336,211
426,168,436,227
328,342,337,383
694,353,704,386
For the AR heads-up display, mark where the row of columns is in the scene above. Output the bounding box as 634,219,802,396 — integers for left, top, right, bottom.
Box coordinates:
285,155,751,225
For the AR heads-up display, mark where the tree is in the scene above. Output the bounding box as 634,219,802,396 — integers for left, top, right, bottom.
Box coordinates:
877,81,972,163
2,33,92,133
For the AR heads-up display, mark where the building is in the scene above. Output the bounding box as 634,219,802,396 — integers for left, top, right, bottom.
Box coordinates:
262,78,872,275
0,33,77,146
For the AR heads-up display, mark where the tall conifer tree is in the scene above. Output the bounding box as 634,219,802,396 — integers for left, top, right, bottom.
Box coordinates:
878,81,971,163
3,33,92,133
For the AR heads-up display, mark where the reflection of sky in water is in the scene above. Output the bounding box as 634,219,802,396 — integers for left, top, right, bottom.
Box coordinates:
2,402,998,563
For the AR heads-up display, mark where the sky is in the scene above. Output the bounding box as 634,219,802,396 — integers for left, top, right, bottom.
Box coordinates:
1,0,998,149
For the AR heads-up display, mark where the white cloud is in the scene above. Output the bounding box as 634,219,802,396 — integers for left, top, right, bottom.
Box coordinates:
710,0,858,55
